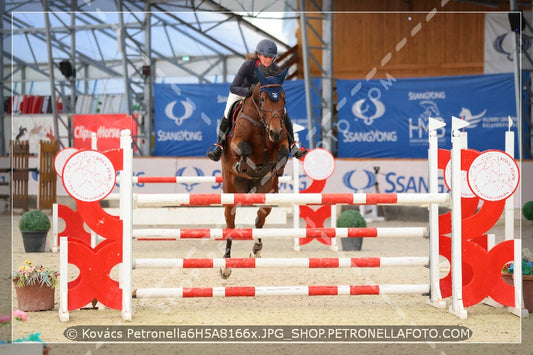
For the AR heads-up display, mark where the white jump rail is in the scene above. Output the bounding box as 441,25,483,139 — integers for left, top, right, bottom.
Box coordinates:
132,256,429,269
133,284,431,299
132,227,428,240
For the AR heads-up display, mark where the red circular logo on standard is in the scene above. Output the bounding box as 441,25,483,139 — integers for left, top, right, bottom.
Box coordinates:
303,148,335,181
62,150,116,202
54,148,78,178
467,150,520,201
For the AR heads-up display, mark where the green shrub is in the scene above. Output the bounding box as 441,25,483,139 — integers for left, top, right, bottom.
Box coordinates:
337,209,367,228
524,201,533,221
19,210,51,232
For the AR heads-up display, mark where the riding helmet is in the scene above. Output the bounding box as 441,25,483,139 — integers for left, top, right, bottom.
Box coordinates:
256,39,278,57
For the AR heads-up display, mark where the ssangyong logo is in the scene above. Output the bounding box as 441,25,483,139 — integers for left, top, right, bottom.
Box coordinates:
342,169,376,192
351,87,386,126
165,99,195,126
176,166,204,192
341,86,397,144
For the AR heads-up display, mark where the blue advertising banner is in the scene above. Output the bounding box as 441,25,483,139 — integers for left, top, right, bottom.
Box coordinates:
154,82,228,157
154,79,321,157
336,73,518,158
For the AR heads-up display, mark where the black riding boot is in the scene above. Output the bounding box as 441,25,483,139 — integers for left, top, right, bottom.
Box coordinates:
284,114,308,160
207,116,230,161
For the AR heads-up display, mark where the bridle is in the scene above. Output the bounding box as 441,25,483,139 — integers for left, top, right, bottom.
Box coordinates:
244,83,285,134
234,82,287,176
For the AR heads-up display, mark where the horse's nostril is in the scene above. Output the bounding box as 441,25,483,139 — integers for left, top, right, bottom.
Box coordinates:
269,130,281,142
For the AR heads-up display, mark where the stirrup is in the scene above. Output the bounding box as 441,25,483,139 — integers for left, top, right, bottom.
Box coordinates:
290,141,307,160
206,143,223,161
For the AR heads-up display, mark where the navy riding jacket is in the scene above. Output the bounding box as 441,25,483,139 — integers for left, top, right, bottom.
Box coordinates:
230,58,281,97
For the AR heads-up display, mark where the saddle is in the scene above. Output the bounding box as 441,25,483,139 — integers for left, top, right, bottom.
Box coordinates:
228,100,243,137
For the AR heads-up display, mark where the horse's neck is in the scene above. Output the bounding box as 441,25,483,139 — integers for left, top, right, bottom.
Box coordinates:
242,96,261,119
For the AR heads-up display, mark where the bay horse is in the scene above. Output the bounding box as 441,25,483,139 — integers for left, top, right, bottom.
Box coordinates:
220,67,290,279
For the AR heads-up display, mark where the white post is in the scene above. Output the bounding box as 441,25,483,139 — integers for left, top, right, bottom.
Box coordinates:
292,131,301,252
449,117,468,319
511,239,527,317
427,118,446,309
505,118,515,241
505,238,525,316
52,203,59,252
120,129,133,321
59,236,69,322
329,204,337,251
91,132,97,150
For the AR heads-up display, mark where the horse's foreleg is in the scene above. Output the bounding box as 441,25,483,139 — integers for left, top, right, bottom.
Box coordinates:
220,237,233,279
252,206,271,258
224,205,236,229
221,206,236,279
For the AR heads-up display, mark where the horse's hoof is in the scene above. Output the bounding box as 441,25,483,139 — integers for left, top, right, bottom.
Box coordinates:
250,250,262,258
252,241,263,256
220,268,232,279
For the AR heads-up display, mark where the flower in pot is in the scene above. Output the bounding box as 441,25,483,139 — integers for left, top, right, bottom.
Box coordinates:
19,210,51,252
0,310,27,344
502,248,533,313
12,260,58,312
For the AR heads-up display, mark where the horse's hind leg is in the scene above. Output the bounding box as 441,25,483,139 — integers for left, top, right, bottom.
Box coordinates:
220,206,236,279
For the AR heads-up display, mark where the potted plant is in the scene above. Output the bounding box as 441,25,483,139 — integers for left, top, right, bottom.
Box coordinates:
12,260,58,312
501,248,533,313
337,209,366,251
0,310,27,344
19,210,51,252
1,309,51,353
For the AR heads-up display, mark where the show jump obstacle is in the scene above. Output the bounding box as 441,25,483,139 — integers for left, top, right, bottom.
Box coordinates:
55,117,523,322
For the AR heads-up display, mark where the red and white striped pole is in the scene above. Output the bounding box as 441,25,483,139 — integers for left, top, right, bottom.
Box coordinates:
132,256,429,269
133,192,450,207
115,175,293,184
133,284,430,298
132,227,427,240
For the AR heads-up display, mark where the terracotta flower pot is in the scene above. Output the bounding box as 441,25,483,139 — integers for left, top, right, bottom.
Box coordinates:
501,272,533,313
12,277,55,312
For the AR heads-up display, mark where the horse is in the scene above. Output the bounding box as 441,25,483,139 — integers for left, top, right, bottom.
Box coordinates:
219,67,290,279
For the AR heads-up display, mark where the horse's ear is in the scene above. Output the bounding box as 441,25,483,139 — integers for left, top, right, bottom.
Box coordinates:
255,67,267,85
278,67,289,84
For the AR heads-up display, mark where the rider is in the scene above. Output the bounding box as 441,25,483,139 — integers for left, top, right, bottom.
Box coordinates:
206,38,308,162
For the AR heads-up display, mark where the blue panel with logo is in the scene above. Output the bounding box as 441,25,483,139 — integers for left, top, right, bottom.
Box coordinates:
336,73,518,158
154,83,229,157
154,80,321,157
